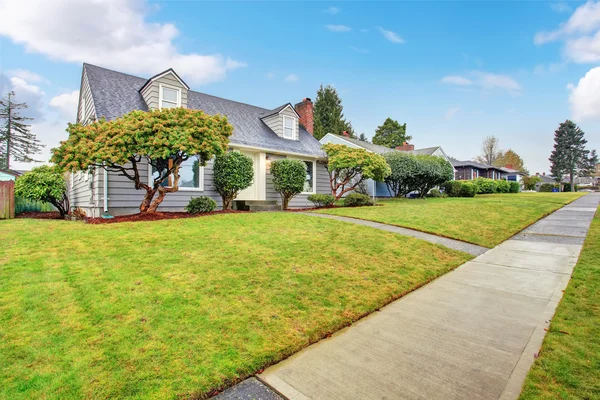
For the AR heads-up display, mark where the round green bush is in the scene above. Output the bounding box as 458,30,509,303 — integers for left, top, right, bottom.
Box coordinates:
185,196,217,214
213,151,254,210
509,181,520,193
270,158,307,209
443,181,463,197
496,180,510,193
474,178,497,194
344,193,374,207
539,183,556,192
459,182,477,197
14,165,70,216
307,194,336,208
426,188,445,198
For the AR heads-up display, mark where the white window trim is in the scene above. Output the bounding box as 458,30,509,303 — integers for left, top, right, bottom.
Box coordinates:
300,159,317,195
283,116,296,139
158,83,181,110
147,160,204,191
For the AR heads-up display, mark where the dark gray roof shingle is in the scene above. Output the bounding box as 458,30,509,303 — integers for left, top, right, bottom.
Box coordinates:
84,64,324,157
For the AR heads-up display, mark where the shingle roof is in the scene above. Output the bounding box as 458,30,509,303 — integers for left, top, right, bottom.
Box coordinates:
449,157,511,172
409,146,440,156
84,64,324,157
328,134,397,154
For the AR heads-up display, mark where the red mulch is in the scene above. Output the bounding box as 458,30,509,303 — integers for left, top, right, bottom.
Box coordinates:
85,210,248,224
15,211,64,220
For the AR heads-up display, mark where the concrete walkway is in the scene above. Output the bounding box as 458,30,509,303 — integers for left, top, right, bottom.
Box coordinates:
298,212,488,256
257,193,599,400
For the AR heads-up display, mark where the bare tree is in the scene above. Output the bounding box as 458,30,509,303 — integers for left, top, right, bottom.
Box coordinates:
474,136,502,166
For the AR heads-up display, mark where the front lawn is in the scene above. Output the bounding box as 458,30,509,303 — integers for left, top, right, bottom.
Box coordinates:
0,213,471,399
519,206,600,399
315,193,584,248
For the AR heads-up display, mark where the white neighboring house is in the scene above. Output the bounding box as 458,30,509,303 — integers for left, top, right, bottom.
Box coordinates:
319,133,454,197
0,169,24,181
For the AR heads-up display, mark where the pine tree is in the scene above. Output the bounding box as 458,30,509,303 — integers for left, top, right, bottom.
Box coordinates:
313,84,354,140
359,133,369,142
0,91,43,169
372,118,411,148
549,120,591,192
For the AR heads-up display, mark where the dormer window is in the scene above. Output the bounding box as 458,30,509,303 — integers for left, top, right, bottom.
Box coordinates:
159,84,181,109
283,116,295,139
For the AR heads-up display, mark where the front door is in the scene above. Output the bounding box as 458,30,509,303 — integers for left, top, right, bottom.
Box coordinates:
237,151,259,200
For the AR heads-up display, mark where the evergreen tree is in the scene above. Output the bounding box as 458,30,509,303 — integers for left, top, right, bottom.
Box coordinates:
372,117,411,148
0,91,43,169
313,84,354,140
549,120,592,192
358,133,369,142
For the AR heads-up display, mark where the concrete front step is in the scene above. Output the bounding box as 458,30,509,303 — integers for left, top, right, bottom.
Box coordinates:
233,200,281,211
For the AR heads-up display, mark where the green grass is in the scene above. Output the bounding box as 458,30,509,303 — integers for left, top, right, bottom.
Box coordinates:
315,193,584,248
0,213,471,399
519,206,600,400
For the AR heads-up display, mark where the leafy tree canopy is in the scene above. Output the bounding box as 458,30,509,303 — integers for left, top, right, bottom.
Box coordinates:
14,165,70,216
323,143,390,200
372,118,411,149
522,175,542,191
52,108,233,213
313,84,355,140
384,152,453,198
493,149,527,173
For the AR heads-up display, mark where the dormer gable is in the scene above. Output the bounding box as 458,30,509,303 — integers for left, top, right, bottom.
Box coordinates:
139,69,189,110
260,103,300,140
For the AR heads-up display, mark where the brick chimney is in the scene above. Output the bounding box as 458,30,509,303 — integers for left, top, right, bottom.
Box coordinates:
395,142,415,151
505,164,513,169
342,131,349,137
295,98,314,135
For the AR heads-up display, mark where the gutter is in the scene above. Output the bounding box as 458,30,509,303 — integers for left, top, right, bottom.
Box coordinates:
102,166,113,218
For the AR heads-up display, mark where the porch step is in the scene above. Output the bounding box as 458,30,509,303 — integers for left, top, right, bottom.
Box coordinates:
234,200,281,211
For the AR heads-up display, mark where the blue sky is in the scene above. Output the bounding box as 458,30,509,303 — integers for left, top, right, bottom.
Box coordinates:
1,0,599,174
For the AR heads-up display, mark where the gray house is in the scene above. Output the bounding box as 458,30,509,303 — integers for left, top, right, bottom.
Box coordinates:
70,64,329,216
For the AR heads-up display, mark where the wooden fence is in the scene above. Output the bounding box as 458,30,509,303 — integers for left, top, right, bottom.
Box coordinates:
0,181,15,219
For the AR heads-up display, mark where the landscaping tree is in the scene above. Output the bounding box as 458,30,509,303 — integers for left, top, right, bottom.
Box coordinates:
412,155,454,198
313,84,354,140
372,118,411,149
383,152,419,197
323,143,390,200
14,165,69,216
358,133,369,142
270,158,307,209
522,175,542,191
493,149,527,173
52,108,232,213
549,120,595,192
474,135,502,165
213,151,254,210
0,91,43,169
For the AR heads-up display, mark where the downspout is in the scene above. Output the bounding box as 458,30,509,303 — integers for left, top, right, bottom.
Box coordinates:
102,165,113,219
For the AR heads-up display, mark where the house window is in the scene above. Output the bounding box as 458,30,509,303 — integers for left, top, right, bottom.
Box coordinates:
159,84,181,109
150,156,203,191
283,116,295,139
303,160,315,193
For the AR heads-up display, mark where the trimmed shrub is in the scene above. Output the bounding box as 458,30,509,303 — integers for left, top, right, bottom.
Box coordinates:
384,152,453,198
459,182,477,197
539,183,556,192
213,151,254,210
307,194,336,208
563,184,579,192
496,180,510,193
509,181,520,193
185,196,217,214
14,165,70,216
270,158,307,210
344,193,374,207
426,188,445,198
474,178,497,194
443,181,463,197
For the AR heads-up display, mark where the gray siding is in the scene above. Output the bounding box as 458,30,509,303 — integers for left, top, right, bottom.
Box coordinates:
262,106,299,140
140,73,188,110
69,168,102,217
78,68,97,124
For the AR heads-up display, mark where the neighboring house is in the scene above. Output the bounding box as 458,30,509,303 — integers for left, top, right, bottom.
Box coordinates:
0,169,24,181
70,63,329,216
533,173,564,191
450,159,508,181
503,167,526,184
319,133,453,197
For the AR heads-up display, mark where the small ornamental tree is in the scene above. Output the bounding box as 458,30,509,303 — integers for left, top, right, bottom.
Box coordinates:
270,158,307,210
213,151,254,210
323,143,390,200
522,175,542,191
51,108,233,213
14,165,69,216
384,152,420,197
412,155,454,198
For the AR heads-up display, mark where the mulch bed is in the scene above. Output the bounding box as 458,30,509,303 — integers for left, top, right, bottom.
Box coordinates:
15,211,64,220
86,210,248,224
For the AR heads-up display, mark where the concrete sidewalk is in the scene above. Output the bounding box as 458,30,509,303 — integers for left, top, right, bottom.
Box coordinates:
258,194,599,400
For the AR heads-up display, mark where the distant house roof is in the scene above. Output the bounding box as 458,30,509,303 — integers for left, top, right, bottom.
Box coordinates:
0,168,24,177
327,135,446,159
449,158,508,172
410,146,441,156
84,63,324,158
503,167,526,176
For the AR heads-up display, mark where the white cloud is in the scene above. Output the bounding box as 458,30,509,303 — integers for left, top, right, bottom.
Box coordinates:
7,69,46,83
378,27,404,43
445,107,460,120
441,75,473,85
0,74,46,120
49,90,79,121
568,66,600,120
324,6,340,15
441,71,521,94
349,46,370,54
0,0,246,85
284,73,299,83
326,24,351,32
551,2,572,13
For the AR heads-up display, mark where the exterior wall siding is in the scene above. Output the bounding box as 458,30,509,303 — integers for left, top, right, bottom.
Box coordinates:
78,68,97,124
69,169,102,217
141,73,188,110
261,107,299,140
